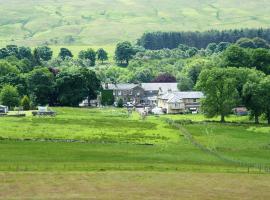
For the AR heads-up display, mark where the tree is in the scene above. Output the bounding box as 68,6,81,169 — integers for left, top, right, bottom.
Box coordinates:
79,68,101,106
0,60,19,76
242,81,264,124
252,37,269,49
18,46,32,60
96,48,108,63
56,70,84,106
196,67,240,122
260,76,270,124
6,45,19,57
78,48,96,66
177,75,193,91
115,41,135,65
59,48,73,60
250,48,270,74
0,85,19,109
132,69,154,83
222,45,250,67
236,38,256,48
20,95,31,110
27,68,55,106
33,46,53,64
152,73,176,83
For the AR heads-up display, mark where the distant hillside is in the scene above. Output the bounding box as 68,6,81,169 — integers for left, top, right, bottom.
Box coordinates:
0,0,270,46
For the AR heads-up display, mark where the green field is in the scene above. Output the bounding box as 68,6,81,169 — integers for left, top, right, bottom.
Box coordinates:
0,107,270,172
1,107,270,199
1,0,270,47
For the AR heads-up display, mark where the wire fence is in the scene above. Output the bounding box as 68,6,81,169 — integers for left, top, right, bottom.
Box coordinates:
165,118,270,174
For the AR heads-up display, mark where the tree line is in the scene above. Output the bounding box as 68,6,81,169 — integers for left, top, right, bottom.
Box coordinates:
137,28,270,50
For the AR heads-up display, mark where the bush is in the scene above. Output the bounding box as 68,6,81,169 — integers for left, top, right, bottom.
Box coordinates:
20,95,31,110
0,85,19,109
117,99,124,108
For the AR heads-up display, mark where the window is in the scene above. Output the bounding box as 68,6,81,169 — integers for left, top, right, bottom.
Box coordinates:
193,99,197,103
118,91,122,95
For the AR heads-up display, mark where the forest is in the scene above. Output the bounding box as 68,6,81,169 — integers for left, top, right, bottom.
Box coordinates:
137,28,270,49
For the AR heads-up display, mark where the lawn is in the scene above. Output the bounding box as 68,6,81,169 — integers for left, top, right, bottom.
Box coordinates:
1,0,270,46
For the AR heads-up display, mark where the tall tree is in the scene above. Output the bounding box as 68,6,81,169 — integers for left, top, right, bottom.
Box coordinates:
242,71,265,124
96,48,108,63
260,76,270,124
115,41,135,65
59,48,73,60
33,46,53,64
27,68,55,106
80,68,101,106
196,67,240,122
0,85,19,109
78,48,96,66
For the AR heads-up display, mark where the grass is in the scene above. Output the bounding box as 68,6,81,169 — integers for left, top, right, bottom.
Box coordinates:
0,107,269,172
1,0,270,46
1,107,270,198
0,172,270,199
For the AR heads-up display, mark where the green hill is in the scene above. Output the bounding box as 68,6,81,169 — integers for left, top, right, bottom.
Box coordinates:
1,0,270,47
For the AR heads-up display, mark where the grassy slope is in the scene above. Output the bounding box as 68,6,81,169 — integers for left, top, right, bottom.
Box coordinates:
0,0,270,47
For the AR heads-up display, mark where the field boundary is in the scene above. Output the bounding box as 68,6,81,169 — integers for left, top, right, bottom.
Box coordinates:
165,118,270,173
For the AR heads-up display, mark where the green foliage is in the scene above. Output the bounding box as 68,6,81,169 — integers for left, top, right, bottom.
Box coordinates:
196,67,240,122
117,98,124,108
27,68,55,106
236,38,256,48
0,60,19,76
97,48,108,63
78,48,96,66
138,29,270,50
33,46,53,63
20,95,31,111
59,48,73,60
177,76,193,91
222,45,250,67
101,90,114,106
115,41,135,65
0,85,19,108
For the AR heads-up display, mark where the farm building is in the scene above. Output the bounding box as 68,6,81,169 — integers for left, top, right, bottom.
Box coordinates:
0,105,8,113
158,91,204,114
101,82,179,106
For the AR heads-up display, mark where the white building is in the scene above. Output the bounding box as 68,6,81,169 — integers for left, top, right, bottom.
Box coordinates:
158,91,204,114
0,105,8,114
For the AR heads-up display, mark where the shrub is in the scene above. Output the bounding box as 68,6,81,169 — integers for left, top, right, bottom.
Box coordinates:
20,95,31,110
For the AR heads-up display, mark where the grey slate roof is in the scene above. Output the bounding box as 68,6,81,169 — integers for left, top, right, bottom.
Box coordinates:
104,83,138,90
104,83,178,92
141,83,178,92
161,91,204,103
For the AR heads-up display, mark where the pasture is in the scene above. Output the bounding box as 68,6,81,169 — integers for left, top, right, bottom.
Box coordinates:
1,107,270,199
1,0,270,46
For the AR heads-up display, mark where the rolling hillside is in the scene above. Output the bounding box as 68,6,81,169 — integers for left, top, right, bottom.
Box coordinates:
0,0,270,47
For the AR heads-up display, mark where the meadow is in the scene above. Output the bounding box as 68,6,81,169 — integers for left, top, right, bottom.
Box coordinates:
1,0,270,47
1,107,270,199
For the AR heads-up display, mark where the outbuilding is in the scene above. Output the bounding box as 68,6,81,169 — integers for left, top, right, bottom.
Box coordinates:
0,105,8,114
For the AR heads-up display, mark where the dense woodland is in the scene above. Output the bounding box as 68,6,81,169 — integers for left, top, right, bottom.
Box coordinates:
1,29,270,123
137,28,270,49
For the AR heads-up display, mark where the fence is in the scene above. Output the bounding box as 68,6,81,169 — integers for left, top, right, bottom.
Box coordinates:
165,118,270,174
